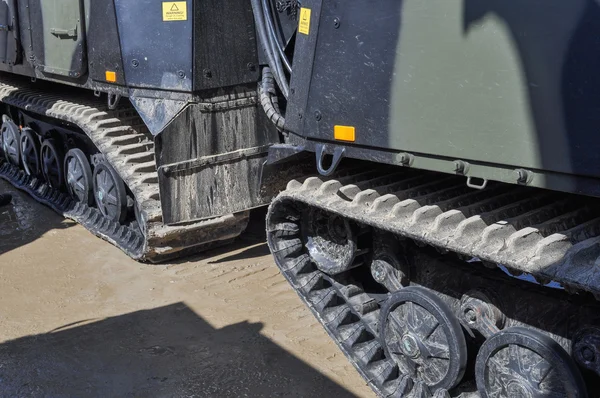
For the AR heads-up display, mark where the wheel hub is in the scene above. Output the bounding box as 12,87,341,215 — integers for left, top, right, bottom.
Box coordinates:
401,334,421,359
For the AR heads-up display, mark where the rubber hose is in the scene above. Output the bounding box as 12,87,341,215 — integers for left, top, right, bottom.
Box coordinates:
264,0,292,73
261,0,289,96
251,0,289,98
259,68,286,131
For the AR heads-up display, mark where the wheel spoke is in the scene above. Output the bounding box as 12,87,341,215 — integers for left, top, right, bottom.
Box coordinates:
419,319,440,341
388,312,406,334
424,342,450,360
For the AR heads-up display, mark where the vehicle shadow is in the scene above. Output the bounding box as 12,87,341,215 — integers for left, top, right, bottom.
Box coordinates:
0,178,74,256
167,207,271,265
0,302,357,397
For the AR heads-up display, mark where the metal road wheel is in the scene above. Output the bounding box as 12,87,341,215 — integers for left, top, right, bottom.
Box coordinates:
475,327,587,398
380,286,468,391
40,139,64,189
93,161,127,223
303,208,358,275
64,148,94,205
19,128,41,176
1,117,20,166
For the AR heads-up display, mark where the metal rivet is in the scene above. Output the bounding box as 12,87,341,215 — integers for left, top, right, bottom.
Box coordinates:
454,160,469,174
298,113,303,119
514,168,532,184
582,346,596,363
333,17,340,28
247,62,256,72
314,110,322,121
203,68,212,78
464,308,477,324
177,70,185,79
131,59,139,68
398,152,413,166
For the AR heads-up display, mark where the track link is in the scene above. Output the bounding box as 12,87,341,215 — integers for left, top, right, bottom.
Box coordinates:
0,76,248,261
267,166,600,396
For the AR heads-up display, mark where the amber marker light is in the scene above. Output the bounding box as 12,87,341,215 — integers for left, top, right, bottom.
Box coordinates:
105,71,117,83
334,125,356,142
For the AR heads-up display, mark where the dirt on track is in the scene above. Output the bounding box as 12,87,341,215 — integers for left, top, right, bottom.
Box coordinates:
0,179,374,398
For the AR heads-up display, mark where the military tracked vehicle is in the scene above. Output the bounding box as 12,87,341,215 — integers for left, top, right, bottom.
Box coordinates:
0,0,308,261
264,0,600,396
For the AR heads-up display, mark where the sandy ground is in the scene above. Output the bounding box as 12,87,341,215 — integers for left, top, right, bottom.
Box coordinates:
0,179,374,398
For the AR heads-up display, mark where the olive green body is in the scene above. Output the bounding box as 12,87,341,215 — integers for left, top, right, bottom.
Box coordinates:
284,0,600,197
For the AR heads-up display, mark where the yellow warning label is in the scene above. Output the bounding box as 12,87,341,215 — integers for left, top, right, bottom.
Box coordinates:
162,1,187,21
298,8,311,35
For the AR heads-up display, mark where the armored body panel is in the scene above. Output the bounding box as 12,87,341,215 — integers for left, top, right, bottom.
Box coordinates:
283,0,600,197
0,0,293,260
264,1,600,397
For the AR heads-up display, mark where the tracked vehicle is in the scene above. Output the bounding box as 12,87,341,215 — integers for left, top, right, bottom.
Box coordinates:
0,0,306,261
264,0,600,396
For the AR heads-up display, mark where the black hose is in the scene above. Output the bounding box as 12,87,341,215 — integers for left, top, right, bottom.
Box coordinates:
261,0,288,93
251,0,289,97
264,0,292,73
259,67,286,131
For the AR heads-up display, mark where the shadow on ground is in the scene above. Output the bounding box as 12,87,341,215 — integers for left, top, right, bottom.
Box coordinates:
0,303,357,397
167,206,272,265
0,179,74,256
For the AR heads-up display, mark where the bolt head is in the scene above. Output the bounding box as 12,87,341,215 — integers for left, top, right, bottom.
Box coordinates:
370,261,386,283
465,308,477,324
454,160,464,172
582,346,596,363
401,334,421,358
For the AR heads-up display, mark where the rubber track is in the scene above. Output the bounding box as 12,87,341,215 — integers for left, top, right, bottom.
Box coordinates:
0,77,248,261
267,168,600,397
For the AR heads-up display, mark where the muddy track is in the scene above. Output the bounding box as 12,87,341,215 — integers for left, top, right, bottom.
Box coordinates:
0,76,248,262
266,167,600,397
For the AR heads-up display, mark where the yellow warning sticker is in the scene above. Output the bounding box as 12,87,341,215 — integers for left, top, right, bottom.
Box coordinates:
298,8,311,35
162,2,187,21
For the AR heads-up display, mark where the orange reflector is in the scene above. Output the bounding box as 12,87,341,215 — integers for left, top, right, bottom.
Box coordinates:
105,71,117,83
334,125,355,142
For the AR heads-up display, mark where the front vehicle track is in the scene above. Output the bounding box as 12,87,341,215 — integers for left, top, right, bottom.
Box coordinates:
0,75,248,262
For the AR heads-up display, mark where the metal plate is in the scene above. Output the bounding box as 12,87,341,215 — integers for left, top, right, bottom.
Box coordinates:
27,0,87,78
114,0,192,91
0,0,20,65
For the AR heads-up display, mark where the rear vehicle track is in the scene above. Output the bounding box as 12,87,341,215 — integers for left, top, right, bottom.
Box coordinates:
267,166,600,397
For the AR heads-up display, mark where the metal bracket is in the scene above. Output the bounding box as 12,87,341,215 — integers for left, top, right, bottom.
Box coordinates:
160,145,271,174
50,26,77,39
107,94,121,110
466,176,488,190
315,143,345,176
